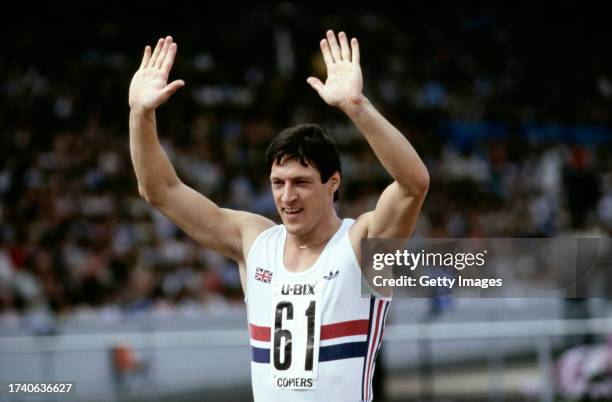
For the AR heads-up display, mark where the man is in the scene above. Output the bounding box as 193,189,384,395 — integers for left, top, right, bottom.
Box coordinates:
129,30,428,402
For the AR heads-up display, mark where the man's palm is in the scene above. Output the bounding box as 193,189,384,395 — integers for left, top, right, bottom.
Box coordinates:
129,36,184,112
307,31,363,111
319,61,362,107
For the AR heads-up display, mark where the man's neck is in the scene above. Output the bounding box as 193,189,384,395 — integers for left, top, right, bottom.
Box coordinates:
283,214,342,272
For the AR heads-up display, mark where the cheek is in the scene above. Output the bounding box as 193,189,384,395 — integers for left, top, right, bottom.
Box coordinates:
307,189,327,208
272,189,282,202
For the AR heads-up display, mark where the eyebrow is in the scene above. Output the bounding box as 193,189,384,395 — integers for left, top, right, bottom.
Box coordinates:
269,176,314,181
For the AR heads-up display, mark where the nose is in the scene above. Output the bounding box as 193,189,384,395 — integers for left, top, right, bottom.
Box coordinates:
281,183,298,203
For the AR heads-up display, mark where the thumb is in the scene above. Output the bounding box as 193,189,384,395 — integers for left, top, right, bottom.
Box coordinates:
306,77,324,95
163,79,185,97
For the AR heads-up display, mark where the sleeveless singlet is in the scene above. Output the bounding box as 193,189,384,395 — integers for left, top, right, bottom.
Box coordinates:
246,218,391,402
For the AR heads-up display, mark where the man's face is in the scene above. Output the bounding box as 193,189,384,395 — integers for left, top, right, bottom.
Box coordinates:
270,157,338,236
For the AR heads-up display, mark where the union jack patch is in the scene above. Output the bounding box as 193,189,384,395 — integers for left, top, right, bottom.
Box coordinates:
255,267,273,283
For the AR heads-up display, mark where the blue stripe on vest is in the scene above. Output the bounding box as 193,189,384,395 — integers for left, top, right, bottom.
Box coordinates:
252,346,270,363
251,341,368,364
319,341,367,362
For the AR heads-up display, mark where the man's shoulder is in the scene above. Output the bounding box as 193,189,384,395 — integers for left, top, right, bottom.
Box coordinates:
220,209,275,265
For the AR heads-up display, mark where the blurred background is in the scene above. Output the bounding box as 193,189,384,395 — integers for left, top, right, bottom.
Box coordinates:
1,3,612,401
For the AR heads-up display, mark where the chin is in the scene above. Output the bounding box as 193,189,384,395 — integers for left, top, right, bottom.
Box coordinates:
282,219,310,236
283,220,302,234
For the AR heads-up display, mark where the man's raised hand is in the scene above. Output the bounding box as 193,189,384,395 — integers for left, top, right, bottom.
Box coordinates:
307,30,364,114
129,36,185,112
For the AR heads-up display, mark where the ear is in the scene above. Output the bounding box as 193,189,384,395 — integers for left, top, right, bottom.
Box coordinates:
329,172,341,191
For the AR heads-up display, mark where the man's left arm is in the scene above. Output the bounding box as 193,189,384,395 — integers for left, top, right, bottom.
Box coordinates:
308,30,429,239
345,98,429,238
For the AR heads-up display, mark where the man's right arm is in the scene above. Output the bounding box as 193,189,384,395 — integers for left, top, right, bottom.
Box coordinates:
129,36,273,264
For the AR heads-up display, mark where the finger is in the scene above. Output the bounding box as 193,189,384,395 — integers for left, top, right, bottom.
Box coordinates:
306,76,324,95
149,38,165,68
320,39,334,65
326,30,342,62
351,37,360,64
161,43,178,77
162,79,185,98
339,31,351,62
156,36,173,69
140,46,151,70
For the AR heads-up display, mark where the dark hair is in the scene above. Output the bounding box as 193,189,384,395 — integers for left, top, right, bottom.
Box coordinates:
265,124,341,201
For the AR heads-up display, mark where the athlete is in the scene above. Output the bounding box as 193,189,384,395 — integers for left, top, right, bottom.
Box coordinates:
128,30,429,401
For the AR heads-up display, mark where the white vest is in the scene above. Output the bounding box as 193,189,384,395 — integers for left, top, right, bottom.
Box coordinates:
246,218,391,402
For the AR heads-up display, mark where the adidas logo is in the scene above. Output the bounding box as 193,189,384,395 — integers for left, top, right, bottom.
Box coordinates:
324,270,339,280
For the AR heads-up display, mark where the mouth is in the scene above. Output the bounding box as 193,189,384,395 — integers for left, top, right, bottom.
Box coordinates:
282,207,303,216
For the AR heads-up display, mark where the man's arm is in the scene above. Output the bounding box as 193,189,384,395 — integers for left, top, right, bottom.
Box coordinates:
307,30,429,241
129,36,272,264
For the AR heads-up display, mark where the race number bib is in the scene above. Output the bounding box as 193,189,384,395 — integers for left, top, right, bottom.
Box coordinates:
270,280,323,390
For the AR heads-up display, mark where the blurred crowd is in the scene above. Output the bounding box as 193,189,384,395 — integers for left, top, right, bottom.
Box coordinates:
1,5,611,330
